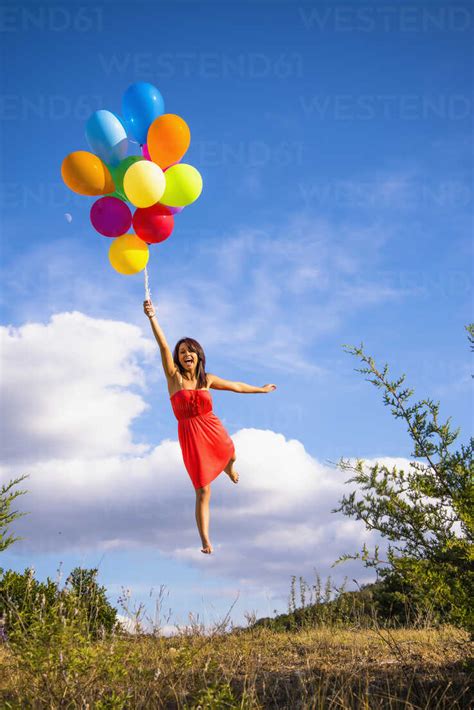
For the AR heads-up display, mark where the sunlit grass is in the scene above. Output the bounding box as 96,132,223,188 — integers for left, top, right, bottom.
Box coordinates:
0,605,471,708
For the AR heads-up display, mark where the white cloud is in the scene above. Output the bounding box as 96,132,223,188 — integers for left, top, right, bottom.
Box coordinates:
0,312,156,463
5,429,393,595
116,614,142,635
0,311,414,598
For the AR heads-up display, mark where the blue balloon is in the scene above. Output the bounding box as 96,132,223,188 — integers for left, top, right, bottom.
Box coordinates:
122,82,165,145
86,110,128,166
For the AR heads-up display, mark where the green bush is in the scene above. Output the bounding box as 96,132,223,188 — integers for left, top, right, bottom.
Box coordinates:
335,324,474,631
373,540,474,629
65,567,119,639
0,474,29,554
0,565,120,645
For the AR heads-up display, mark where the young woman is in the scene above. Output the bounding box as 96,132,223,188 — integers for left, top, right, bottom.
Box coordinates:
143,298,277,555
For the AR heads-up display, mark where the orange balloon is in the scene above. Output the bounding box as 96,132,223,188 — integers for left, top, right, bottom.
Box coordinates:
147,114,191,169
61,151,115,196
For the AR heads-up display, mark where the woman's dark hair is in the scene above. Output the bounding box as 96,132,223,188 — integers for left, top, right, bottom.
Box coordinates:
173,337,207,389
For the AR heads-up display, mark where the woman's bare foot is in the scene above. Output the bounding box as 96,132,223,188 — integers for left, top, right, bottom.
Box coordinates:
201,539,213,554
224,461,239,484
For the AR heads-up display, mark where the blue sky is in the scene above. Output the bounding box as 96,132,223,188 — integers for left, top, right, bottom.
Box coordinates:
1,0,472,632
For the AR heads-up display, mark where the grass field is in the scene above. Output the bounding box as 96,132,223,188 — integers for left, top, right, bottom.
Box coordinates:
0,622,471,708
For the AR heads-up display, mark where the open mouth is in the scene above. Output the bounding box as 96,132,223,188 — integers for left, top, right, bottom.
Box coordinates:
184,357,194,365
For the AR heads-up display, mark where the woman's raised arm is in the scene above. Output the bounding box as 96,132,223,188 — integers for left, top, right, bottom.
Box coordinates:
143,299,177,379
208,374,276,393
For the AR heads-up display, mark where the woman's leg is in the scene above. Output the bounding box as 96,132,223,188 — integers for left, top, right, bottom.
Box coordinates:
195,484,213,553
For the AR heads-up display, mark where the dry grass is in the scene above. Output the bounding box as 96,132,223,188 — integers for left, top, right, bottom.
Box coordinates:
0,623,471,708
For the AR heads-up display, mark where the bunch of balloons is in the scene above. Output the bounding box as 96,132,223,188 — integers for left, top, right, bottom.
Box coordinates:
61,82,203,276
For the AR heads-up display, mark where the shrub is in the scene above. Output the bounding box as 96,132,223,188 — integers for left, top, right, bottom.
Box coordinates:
0,565,120,645
335,325,473,630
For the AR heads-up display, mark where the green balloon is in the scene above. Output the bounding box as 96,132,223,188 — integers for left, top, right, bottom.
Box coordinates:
160,164,203,207
108,156,144,201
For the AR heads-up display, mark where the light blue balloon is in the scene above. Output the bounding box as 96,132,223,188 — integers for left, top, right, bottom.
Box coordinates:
122,82,165,145
86,110,128,166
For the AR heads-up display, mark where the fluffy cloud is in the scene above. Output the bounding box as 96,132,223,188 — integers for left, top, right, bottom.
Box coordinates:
4,426,392,592
1,312,155,463
1,311,402,597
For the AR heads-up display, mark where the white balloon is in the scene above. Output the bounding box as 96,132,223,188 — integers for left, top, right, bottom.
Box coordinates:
64,213,72,223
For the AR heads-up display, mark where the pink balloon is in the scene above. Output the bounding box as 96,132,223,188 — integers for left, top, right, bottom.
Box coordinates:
90,196,132,237
164,158,181,172
141,144,151,160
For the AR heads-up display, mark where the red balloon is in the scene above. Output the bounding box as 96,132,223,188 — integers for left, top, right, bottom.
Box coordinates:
133,203,174,244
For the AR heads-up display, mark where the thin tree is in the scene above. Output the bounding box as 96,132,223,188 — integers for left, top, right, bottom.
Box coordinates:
334,325,473,628
0,475,29,555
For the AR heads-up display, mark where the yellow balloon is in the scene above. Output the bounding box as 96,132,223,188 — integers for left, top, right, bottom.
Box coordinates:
160,164,203,207
108,234,149,275
123,160,165,208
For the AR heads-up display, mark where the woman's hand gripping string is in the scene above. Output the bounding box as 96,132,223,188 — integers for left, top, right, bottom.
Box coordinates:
143,299,156,319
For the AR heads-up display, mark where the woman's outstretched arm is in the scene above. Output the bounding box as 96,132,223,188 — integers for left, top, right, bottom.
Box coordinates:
143,299,177,379
208,374,276,393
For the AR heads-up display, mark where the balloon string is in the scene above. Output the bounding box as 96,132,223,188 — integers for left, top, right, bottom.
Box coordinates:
144,265,151,302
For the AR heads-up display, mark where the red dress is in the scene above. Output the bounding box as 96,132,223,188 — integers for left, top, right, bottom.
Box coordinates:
170,386,235,489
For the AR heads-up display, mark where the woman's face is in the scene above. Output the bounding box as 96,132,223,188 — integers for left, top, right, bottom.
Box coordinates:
178,343,198,373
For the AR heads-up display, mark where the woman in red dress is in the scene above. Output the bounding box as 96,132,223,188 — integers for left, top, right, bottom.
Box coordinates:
144,298,277,554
